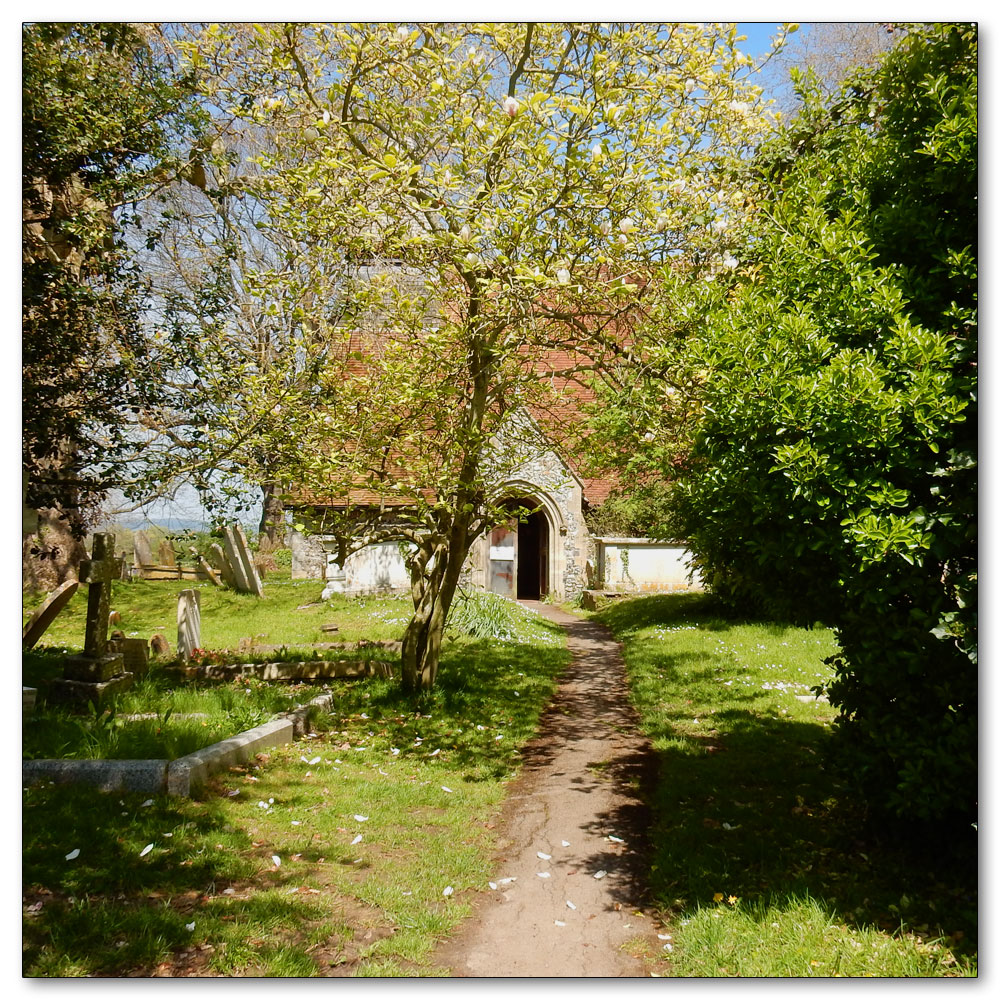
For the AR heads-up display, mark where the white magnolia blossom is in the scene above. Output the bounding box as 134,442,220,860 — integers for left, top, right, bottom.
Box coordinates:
503,96,519,117
465,251,480,267
322,109,331,125
459,224,472,242
304,126,320,141
619,217,635,234
396,26,409,40
600,219,612,236
475,116,486,130
728,100,751,115
722,253,739,269
654,214,668,233
556,267,570,285
685,77,697,94
618,233,628,245
592,143,603,159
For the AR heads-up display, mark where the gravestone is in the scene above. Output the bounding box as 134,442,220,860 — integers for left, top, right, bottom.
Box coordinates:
189,546,221,587
208,543,238,588
232,525,264,596
62,534,126,681
22,579,79,649
107,637,150,677
50,534,133,704
132,530,154,568
221,527,252,594
158,540,177,566
177,589,201,661
150,633,171,657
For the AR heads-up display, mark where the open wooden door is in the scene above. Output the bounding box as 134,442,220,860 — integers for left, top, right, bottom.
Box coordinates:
488,521,517,597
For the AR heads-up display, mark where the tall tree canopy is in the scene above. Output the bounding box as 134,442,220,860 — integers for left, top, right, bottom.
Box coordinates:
180,21,784,689
22,22,205,583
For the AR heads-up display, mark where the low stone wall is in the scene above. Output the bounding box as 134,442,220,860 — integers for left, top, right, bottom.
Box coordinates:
593,537,703,593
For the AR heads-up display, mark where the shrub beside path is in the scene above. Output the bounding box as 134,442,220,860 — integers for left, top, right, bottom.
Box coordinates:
434,602,664,977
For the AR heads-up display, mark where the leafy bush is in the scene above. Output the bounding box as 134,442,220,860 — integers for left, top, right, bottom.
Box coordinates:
642,25,977,827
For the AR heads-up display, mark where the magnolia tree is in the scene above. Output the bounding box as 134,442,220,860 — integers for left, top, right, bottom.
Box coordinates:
183,21,783,691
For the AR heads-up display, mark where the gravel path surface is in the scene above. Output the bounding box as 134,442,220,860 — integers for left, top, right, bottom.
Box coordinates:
433,602,662,978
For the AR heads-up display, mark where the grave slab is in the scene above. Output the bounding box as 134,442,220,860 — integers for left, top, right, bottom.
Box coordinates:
132,530,154,568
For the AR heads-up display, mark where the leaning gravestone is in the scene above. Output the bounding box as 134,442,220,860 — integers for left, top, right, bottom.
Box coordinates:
132,530,154,568
220,525,264,596
158,540,177,567
22,579,79,650
177,589,201,661
49,533,133,705
232,525,264,597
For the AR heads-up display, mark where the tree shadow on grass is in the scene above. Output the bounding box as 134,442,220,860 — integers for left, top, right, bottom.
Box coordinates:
591,595,978,961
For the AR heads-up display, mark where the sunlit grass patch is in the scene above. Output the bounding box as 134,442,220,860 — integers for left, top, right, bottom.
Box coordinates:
23,614,570,977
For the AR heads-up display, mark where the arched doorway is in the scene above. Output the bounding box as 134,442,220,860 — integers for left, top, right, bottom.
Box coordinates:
488,497,551,600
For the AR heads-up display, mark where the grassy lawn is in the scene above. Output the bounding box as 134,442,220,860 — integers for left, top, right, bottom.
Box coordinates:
22,589,570,977
594,593,977,978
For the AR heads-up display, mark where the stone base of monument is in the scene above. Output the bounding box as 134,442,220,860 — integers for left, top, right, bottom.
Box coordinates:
47,672,134,706
62,653,125,683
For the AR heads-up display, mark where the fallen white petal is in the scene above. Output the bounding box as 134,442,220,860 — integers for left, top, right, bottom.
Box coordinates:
498,877,517,884
228,789,240,797
354,815,368,822
139,844,154,857
430,748,440,756
291,821,301,826
488,882,498,890
554,920,566,926
536,872,551,879
561,840,570,847
662,943,674,952
566,901,577,910
608,835,624,843
441,786,453,793
185,922,196,932
658,933,672,940
140,799,153,808
271,855,281,867
64,849,80,861
443,886,454,896
223,888,236,895
351,834,363,845
309,756,321,765
537,852,551,860
593,870,607,880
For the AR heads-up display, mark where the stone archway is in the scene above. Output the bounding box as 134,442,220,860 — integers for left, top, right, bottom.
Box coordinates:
488,488,564,599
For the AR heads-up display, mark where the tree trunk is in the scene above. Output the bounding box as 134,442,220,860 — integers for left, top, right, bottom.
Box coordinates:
258,481,285,552
22,505,88,594
399,513,472,693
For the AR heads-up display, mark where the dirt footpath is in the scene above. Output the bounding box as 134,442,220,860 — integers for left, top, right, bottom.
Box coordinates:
433,602,663,978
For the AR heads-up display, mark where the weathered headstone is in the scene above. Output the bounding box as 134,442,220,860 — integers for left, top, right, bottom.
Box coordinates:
189,546,221,587
221,527,253,594
150,633,171,657
62,534,126,682
22,579,79,649
158,540,177,566
132,530,154,568
232,525,264,596
51,534,133,703
107,637,150,677
207,543,236,586
177,589,201,661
